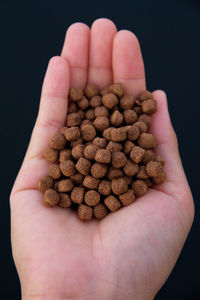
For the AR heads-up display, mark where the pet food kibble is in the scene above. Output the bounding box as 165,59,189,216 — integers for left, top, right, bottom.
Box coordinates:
152,169,166,184
68,102,78,113
109,83,124,97
107,167,123,180
44,148,58,163
145,178,153,187
84,144,99,160
48,164,61,179
38,176,54,192
154,155,165,166
49,133,66,150
100,86,110,96
93,203,108,219
43,189,60,207
83,175,100,189
123,140,135,154
93,116,110,131
91,162,107,179
132,180,148,197
111,127,127,142
110,110,124,126
70,87,83,101
70,173,84,185
142,99,157,114
95,149,111,164
123,110,137,125
102,93,118,109
72,144,85,160
66,112,81,127
137,133,157,149
60,160,75,176
112,178,128,195
77,96,89,110
93,137,107,149
81,124,96,141
134,106,142,115
136,166,149,179
134,121,147,133
130,146,145,164
90,95,102,108
94,106,109,117
142,150,155,164
58,193,71,208
58,179,74,192
119,189,135,206
84,190,101,206
127,126,140,141
85,108,95,120
146,161,163,177
70,138,83,148
106,141,123,153
85,83,99,98
59,149,72,162
104,195,121,212
63,127,80,141
112,151,127,168
102,127,113,140
76,157,91,176
71,187,84,204
138,90,153,101
138,114,152,128
38,83,166,220
120,95,135,110
98,180,112,196
123,160,139,176
78,204,93,221
124,176,133,186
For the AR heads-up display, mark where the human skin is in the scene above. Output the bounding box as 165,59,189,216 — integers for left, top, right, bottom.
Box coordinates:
10,18,194,300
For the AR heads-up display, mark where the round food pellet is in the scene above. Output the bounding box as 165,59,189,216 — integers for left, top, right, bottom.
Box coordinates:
70,87,83,102
84,144,99,160
95,149,111,164
107,167,123,180
71,187,84,204
102,93,118,109
112,151,127,168
58,193,71,208
59,149,72,162
93,137,107,149
109,83,124,97
43,189,60,207
91,162,107,179
98,180,112,196
72,144,85,160
130,146,145,164
123,160,139,176
83,175,100,189
81,124,96,141
75,157,92,175
119,189,135,206
104,195,121,212
84,190,100,206
38,176,54,192
106,141,123,153
44,148,58,163
137,133,157,149
93,116,110,131
112,178,128,195
60,160,75,176
85,83,99,98
111,127,127,142
49,133,66,150
48,164,61,179
58,179,74,192
78,204,93,221
93,203,108,219
132,180,148,197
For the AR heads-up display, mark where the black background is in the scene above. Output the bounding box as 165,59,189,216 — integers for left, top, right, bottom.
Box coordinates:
1,0,199,299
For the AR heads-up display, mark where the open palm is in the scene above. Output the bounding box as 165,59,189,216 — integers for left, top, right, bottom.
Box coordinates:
10,19,194,300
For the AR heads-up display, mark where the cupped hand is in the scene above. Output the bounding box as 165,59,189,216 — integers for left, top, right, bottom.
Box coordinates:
10,19,194,300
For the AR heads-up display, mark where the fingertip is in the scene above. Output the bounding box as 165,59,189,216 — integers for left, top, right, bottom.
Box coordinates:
65,22,90,37
91,18,117,31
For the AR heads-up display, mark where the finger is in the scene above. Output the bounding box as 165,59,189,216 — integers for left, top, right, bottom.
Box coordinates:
61,23,90,88
25,56,70,162
112,30,146,96
151,90,190,192
88,18,117,88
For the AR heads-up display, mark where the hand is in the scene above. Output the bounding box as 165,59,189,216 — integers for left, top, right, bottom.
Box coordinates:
10,19,194,300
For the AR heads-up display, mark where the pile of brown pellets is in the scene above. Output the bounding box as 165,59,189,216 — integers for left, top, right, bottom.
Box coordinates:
38,83,166,221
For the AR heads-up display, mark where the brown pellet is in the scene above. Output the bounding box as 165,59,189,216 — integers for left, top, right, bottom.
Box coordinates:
44,148,58,163
95,149,111,164
132,180,148,197
106,141,123,153
58,179,74,192
107,167,124,180
58,193,71,208
109,83,124,97
70,87,83,102
84,190,100,206
123,160,139,176
71,187,84,204
130,146,145,164
49,133,66,150
76,157,92,176
104,195,121,212
110,110,124,126
84,144,99,160
119,189,135,206
60,160,75,176
83,176,100,190
85,83,99,98
93,203,108,219
102,93,118,109
66,113,81,127
81,124,96,141
137,133,157,149
98,180,112,196
43,189,60,207
91,162,107,179
112,177,128,195
38,176,54,192
111,127,127,142
112,151,127,168
48,164,61,179
59,149,72,162
78,204,93,221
